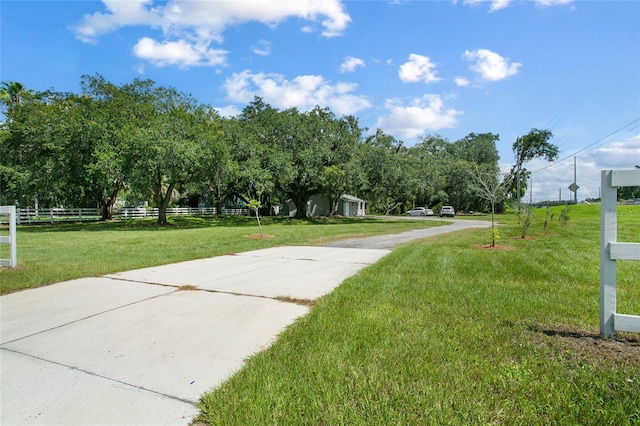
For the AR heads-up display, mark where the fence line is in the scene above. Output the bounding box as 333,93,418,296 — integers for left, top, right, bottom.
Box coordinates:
0,205,17,267
600,169,640,338
112,207,221,220
13,207,103,224
0,207,250,225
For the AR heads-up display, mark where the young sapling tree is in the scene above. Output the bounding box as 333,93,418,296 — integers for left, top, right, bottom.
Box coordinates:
519,204,533,238
247,199,263,236
469,166,507,247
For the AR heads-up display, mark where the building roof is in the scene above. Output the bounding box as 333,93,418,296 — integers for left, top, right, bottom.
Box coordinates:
341,194,366,203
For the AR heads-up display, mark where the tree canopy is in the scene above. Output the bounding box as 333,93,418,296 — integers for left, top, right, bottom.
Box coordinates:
1,76,548,220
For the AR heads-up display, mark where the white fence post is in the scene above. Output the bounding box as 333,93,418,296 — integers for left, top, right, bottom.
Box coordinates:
600,170,640,338
0,205,17,268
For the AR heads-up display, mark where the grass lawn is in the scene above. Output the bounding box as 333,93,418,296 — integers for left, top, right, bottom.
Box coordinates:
0,215,446,294
197,204,640,425
1,206,638,424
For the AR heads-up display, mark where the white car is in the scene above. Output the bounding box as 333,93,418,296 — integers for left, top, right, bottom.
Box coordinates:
407,207,434,216
439,206,455,217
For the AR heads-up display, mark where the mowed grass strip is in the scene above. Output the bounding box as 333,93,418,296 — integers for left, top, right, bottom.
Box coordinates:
198,205,640,425
0,215,446,294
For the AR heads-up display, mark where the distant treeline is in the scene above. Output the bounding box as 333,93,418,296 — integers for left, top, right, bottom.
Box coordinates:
1,75,556,224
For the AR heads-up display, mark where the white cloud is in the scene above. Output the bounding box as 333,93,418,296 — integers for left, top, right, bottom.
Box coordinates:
340,56,365,73
459,0,572,11
213,105,242,118
221,70,371,116
252,40,271,57
455,77,470,87
464,49,521,82
398,54,441,84
73,0,159,43
523,134,640,202
488,0,511,11
462,0,511,11
74,0,351,67
535,0,573,6
133,37,227,67
584,135,640,170
376,95,461,138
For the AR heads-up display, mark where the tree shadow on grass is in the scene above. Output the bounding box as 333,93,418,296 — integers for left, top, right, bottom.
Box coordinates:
15,216,254,233
14,215,383,233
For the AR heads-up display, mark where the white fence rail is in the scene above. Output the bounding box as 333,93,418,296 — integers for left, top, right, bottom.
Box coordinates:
14,207,103,224
0,205,17,268
114,207,249,219
113,207,221,220
600,169,640,337
0,207,250,225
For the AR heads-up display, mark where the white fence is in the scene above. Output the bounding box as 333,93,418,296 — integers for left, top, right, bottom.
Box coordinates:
6,207,250,224
14,207,103,224
113,207,221,220
0,206,17,268
600,170,640,337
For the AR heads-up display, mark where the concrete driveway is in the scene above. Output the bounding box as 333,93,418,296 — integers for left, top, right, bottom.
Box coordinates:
1,246,390,425
0,219,490,425
327,217,491,249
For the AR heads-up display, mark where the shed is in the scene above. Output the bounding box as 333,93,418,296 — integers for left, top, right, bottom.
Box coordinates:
284,194,367,218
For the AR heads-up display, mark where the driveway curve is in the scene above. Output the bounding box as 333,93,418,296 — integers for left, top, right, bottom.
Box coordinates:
325,217,492,249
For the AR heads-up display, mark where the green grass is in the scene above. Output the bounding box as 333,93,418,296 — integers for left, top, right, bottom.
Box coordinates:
0,215,446,294
197,205,640,425
2,206,638,424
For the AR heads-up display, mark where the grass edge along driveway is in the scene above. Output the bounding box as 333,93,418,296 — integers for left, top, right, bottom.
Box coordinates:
197,205,640,425
0,215,447,295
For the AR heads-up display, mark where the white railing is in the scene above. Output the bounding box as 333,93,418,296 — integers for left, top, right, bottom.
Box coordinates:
113,207,222,219
220,208,250,216
0,205,17,268
1,207,251,224
15,207,103,224
113,207,249,218
600,169,640,338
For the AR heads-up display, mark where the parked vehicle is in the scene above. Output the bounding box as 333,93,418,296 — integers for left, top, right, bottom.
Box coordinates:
439,205,455,217
407,207,433,216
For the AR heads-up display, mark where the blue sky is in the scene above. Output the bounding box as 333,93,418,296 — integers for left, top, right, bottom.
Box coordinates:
2,0,639,201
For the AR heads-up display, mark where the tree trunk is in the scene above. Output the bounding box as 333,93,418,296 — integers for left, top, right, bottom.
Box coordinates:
329,194,339,216
101,182,123,220
102,203,112,221
211,175,224,215
292,192,308,219
490,202,496,247
155,182,175,225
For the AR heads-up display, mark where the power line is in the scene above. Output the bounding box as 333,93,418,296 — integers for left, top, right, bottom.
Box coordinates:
530,117,640,176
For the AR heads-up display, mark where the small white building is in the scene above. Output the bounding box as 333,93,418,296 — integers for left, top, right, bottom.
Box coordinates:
285,194,367,217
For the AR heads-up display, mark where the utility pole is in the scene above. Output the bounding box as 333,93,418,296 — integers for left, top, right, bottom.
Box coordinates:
516,162,521,213
574,156,578,204
568,156,580,204
515,136,521,214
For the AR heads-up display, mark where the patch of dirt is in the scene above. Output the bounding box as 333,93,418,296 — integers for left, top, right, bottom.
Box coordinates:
275,296,316,307
0,264,28,272
177,285,199,291
247,234,274,239
475,244,513,250
530,323,640,364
